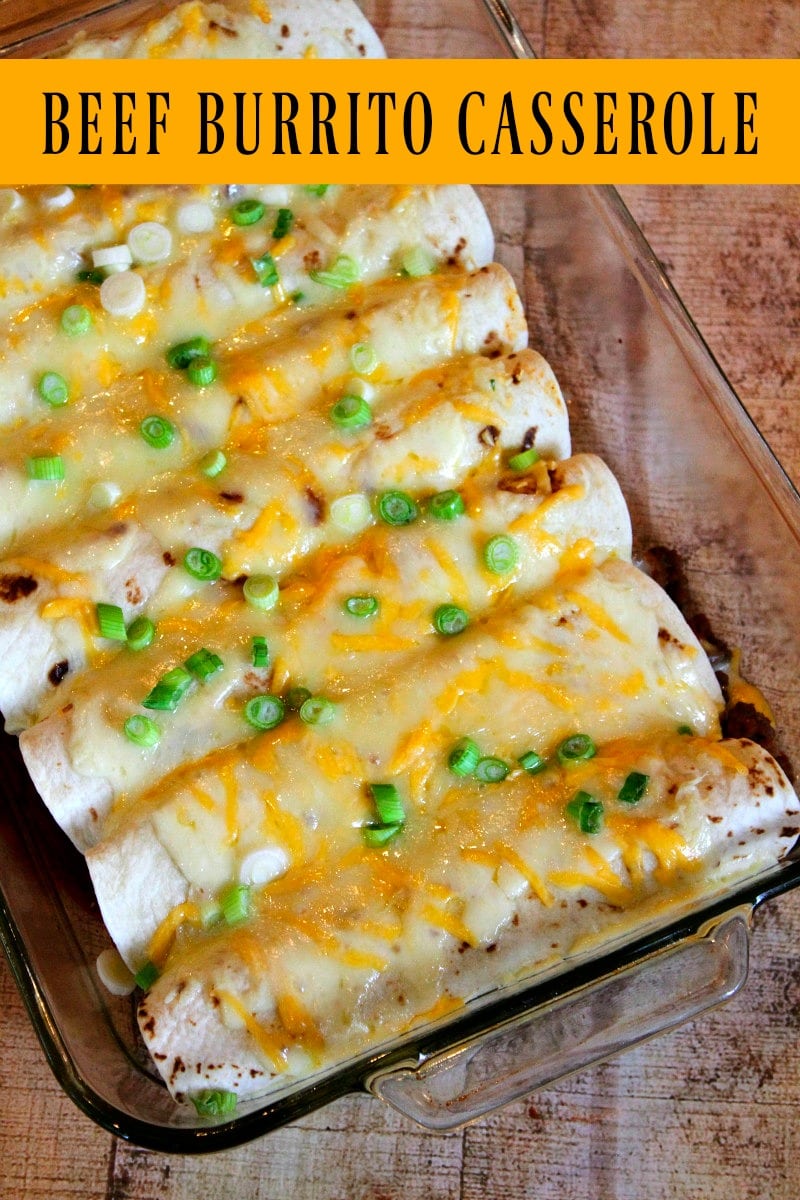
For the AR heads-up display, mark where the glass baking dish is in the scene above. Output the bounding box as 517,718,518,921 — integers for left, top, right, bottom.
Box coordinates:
1,0,799,1153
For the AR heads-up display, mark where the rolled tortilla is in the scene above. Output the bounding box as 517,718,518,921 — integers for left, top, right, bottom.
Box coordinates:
133,735,799,1103
22,455,632,852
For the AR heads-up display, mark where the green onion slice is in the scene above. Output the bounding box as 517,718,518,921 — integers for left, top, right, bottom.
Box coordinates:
126,615,155,651
251,635,269,669
474,756,509,784
299,695,336,726
566,790,604,834
557,733,597,764
140,414,176,449
244,693,285,731
400,244,437,277
330,393,372,430
166,335,211,370
252,252,279,287
483,534,520,575
184,547,222,582
184,647,224,683
369,782,405,825
433,603,469,637
429,490,465,521
192,1089,237,1118
27,455,64,481
343,594,379,619
618,771,649,805
134,959,159,990
448,737,481,777
309,254,359,289
76,267,105,285
518,749,546,775
362,822,402,847
199,448,226,478
220,882,251,926
271,207,294,238
508,447,540,472
305,184,329,196
96,601,127,641
243,574,279,610
285,685,312,711
123,714,161,748
231,198,264,226
677,724,694,736
60,304,92,337
186,355,218,387
142,666,194,712
36,371,70,407
377,490,419,526
349,342,377,375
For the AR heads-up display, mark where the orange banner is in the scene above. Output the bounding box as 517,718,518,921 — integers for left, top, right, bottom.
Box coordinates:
1,57,797,183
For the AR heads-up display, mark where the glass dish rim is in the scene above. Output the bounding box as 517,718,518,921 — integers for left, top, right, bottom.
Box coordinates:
1,0,799,1153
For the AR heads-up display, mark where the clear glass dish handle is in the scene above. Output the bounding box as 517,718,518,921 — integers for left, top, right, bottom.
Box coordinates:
369,910,750,1131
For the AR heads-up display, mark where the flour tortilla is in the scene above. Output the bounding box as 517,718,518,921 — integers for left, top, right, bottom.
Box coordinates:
134,736,799,1103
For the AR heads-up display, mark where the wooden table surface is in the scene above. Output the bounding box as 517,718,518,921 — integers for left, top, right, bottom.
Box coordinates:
2,3,799,1197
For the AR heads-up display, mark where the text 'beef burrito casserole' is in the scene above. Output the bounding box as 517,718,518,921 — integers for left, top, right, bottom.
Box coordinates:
0,0,797,1122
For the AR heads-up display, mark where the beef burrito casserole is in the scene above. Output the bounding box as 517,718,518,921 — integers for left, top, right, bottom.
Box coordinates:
0,0,796,1114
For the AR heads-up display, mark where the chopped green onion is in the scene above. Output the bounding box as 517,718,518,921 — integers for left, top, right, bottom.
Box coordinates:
123,714,161,749
677,724,694,735
243,574,279,611
363,822,402,847
309,254,359,289
251,635,269,669
400,244,437,277
271,207,294,238
330,393,372,430
220,882,251,926
166,335,211,370
142,666,194,712
557,733,597,764
448,737,481,777
76,267,105,285
290,289,306,304
184,547,222,582
37,371,69,407
518,749,546,775
369,782,405,826
343,594,379,618
244,693,285,731
126,615,155,651
231,198,264,226
134,959,159,990
349,342,377,375
199,448,227,477
96,601,126,641
377,490,419,526
27,455,64,481
60,304,92,337
565,790,604,834
299,695,336,726
140,414,176,449
508,447,540,472
483,534,520,575
304,184,329,196
285,685,312,711
251,252,279,287
429,490,465,521
433,603,469,637
475,756,509,784
184,647,224,683
186,355,218,387
199,899,222,929
192,1089,237,1118
618,771,649,805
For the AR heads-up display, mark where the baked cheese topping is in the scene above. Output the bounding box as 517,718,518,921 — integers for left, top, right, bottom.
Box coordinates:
0,0,796,1113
